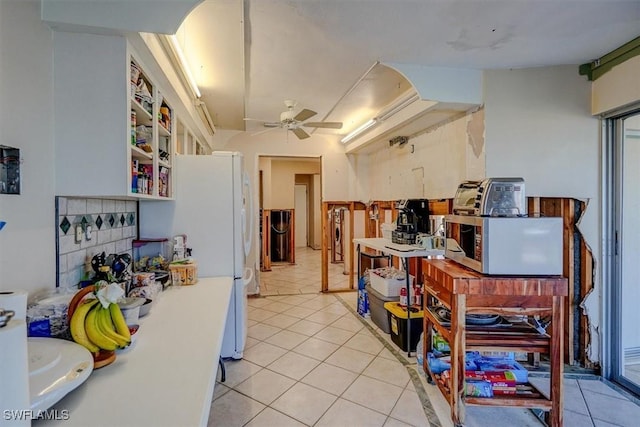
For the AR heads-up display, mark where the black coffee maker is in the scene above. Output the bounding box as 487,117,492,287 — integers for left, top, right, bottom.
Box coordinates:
392,199,430,244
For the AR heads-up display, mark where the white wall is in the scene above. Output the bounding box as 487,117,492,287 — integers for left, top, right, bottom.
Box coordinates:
0,0,56,294
265,159,320,209
484,65,601,361
365,110,485,201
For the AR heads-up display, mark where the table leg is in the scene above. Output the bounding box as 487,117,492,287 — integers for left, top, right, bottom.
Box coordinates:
549,295,564,427
424,314,434,383
450,294,466,426
402,258,411,357
357,244,361,280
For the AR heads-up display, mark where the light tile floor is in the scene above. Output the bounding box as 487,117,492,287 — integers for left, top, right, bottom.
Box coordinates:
209,247,640,427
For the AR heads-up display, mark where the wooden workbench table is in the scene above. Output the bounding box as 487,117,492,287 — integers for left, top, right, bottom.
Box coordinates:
422,259,568,427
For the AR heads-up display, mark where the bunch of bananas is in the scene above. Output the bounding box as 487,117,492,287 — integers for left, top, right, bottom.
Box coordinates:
70,298,131,352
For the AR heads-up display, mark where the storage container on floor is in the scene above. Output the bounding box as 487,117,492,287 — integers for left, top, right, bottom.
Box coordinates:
369,268,415,297
384,302,424,352
365,284,399,334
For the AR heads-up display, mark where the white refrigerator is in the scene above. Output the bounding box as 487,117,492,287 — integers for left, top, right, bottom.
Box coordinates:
139,152,253,359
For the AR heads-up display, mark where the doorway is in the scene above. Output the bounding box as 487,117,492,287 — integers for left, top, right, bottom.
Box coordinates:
258,156,321,277
605,107,640,395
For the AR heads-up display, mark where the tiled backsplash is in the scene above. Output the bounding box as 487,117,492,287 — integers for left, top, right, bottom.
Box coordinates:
56,197,137,288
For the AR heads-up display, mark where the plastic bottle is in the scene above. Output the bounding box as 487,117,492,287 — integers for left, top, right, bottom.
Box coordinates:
414,285,422,307
400,287,407,307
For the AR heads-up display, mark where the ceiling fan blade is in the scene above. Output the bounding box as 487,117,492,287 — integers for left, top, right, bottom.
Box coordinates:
293,108,317,122
303,121,343,129
292,127,310,140
263,122,281,128
243,117,271,122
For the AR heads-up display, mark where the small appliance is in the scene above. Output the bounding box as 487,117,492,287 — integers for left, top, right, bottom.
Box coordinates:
444,214,563,275
452,177,526,217
392,199,430,245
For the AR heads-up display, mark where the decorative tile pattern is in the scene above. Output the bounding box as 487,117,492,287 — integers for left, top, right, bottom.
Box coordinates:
59,216,71,234
55,197,138,288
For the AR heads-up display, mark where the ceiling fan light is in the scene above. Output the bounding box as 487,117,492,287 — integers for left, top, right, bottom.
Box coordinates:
281,110,295,121
341,119,377,144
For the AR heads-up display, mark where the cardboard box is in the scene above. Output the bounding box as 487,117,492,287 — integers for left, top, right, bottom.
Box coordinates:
473,357,528,384
465,370,517,395
169,262,198,285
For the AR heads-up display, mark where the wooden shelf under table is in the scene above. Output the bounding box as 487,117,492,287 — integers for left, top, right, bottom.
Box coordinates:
421,258,568,427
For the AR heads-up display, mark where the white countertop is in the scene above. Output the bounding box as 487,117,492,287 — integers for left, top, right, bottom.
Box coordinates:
353,237,444,258
36,276,233,427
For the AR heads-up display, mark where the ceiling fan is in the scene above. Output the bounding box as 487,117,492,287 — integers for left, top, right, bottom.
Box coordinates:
245,100,343,140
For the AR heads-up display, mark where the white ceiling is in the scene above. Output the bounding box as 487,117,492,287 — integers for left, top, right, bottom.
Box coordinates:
176,0,640,142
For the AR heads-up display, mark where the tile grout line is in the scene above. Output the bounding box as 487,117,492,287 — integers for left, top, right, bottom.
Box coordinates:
334,293,443,427
245,294,357,425
244,293,418,426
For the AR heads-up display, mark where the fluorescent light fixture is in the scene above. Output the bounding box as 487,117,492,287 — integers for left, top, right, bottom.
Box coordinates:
169,35,201,99
377,92,419,122
341,119,377,144
196,100,216,136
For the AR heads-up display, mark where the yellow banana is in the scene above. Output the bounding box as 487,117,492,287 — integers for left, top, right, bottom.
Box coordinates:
70,299,100,354
109,302,131,341
96,306,130,349
84,304,118,351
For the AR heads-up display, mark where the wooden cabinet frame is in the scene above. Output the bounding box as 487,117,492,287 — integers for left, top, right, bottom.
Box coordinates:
422,259,568,427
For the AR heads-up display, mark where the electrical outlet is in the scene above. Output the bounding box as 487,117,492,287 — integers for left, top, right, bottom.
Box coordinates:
75,225,83,243
85,225,92,241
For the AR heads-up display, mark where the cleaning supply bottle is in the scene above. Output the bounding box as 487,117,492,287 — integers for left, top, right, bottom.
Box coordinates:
400,287,407,307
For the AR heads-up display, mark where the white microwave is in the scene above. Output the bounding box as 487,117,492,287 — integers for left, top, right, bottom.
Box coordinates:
444,215,563,275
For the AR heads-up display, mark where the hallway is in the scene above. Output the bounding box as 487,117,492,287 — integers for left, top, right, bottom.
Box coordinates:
210,247,640,426
259,247,352,295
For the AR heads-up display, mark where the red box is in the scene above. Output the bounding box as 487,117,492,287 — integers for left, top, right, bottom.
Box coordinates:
465,371,517,395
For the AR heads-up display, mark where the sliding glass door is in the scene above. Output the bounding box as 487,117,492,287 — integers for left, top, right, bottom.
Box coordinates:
608,108,640,395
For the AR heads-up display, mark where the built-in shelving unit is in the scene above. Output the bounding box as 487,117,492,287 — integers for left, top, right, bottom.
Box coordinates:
53,32,178,199
129,59,173,199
